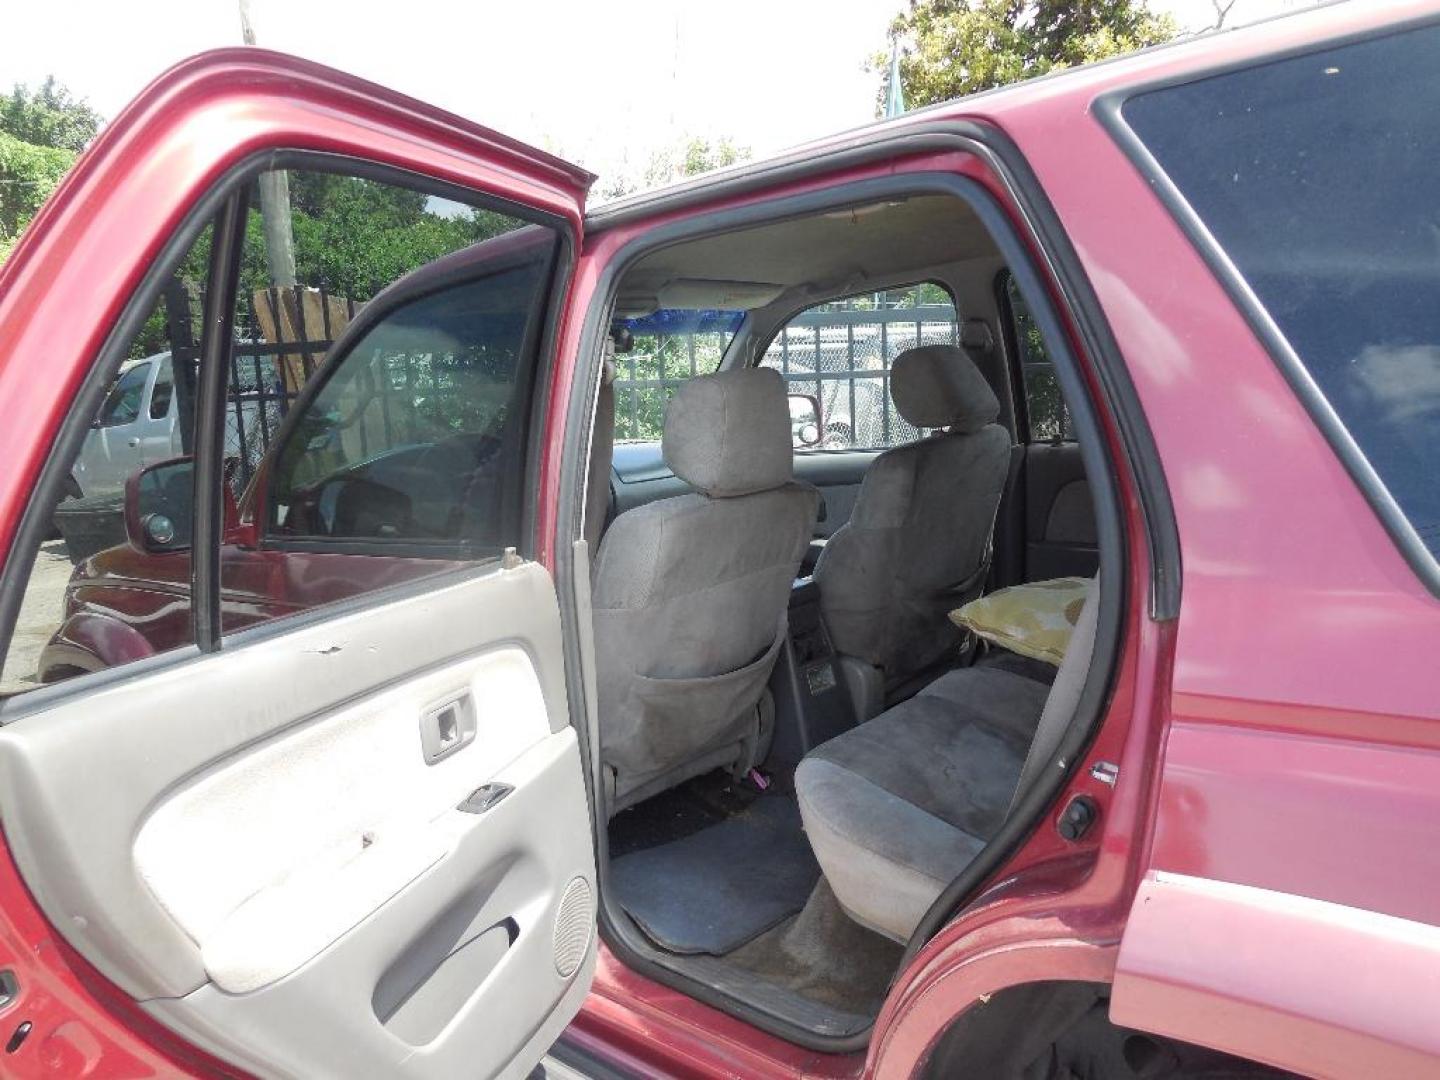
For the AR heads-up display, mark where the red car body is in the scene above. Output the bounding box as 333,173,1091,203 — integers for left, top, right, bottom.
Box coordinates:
1,3,1438,1078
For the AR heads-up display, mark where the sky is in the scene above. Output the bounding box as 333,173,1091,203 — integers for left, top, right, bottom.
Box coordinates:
2,0,1324,191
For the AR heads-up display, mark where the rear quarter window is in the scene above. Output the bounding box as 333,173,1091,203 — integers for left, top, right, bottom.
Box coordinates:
1121,24,1440,565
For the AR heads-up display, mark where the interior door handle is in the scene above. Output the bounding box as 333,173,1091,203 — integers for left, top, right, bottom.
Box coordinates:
419,694,477,765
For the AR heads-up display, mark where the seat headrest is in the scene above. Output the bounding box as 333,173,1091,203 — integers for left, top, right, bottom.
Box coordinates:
890,344,999,433
663,367,793,497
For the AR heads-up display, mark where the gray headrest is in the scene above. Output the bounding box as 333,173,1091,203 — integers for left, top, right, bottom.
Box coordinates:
663,367,793,497
890,344,1000,433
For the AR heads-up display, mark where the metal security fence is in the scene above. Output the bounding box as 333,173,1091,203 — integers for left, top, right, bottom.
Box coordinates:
611,302,960,448
611,328,733,442
163,279,365,489
226,285,365,487
762,304,959,450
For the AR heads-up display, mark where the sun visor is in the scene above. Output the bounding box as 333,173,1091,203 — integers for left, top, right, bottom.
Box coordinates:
656,279,785,310
612,292,660,319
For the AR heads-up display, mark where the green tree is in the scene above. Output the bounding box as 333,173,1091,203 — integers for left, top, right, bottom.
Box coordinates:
595,135,752,202
0,132,75,261
642,135,749,190
875,0,1177,110
123,173,522,359
0,76,102,153
0,77,101,263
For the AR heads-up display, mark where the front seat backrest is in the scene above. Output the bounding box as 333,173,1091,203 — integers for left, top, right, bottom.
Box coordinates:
592,367,819,813
815,344,1010,696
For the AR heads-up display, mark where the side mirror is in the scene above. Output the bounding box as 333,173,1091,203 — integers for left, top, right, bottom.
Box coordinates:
787,393,822,449
125,458,195,553
123,457,245,553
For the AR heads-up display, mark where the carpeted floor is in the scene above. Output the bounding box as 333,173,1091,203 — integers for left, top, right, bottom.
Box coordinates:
606,769,904,1021
722,877,903,1018
610,794,820,955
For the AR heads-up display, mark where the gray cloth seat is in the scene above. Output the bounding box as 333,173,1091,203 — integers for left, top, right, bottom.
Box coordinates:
593,367,818,813
796,579,1098,942
814,345,1011,699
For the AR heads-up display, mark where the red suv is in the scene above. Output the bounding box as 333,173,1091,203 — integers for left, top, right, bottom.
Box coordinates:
0,4,1437,1079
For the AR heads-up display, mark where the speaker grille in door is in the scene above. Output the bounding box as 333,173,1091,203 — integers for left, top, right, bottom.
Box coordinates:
553,876,593,978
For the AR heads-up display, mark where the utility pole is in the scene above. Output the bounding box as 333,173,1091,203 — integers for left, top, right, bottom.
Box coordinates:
240,0,296,288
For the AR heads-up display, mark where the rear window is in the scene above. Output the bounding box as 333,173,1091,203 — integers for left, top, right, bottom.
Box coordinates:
1123,25,1440,561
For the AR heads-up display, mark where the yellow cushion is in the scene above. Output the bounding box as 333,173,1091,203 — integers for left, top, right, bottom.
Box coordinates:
949,577,1092,666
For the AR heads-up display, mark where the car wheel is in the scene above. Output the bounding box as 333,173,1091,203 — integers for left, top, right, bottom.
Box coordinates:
48,475,84,540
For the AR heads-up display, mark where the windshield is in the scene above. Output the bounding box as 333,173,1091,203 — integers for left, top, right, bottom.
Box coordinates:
610,309,744,443
97,362,151,427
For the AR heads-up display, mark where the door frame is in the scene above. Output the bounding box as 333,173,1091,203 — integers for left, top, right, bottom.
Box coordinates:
553,134,1169,1055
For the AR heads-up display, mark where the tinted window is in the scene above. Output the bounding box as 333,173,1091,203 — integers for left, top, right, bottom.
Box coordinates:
267,252,551,552
219,167,542,637
149,356,174,419
2,257,212,698
1125,26,1440,559
760,284,958,450
97,363,150,426
1,162,547,700
1005,274,1071,443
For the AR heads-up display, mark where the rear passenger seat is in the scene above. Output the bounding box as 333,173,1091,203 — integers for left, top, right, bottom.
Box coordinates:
795,579,1098,942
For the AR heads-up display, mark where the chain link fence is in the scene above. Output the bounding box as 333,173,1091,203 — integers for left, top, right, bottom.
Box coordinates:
612,295,960,449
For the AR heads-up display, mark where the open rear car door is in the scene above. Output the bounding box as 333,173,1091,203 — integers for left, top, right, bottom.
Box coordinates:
0,50,595,1079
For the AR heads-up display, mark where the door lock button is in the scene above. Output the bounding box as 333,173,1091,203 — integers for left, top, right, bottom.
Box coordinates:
458,783,513,815
1057,795,1099,842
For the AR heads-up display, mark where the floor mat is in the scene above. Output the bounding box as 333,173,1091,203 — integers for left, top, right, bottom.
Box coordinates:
610,795,819,955
723,877,903,1019
606,769,765,860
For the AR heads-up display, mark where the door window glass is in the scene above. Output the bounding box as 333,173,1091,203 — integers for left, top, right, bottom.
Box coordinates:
218,167,549,636
2,163,551,697
96,363,150,427
1004,274,1073,443
1123,25,1440,560
760,283,958,451
264,254,552,552
1,253,211,698
149,356,174,419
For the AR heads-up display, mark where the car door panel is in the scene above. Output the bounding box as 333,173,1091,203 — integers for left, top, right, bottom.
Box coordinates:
1023,441,1098,580
0,562,593,1078
0,48,596,1080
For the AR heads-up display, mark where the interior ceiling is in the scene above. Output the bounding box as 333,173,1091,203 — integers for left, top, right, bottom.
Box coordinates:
619,195,994,305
